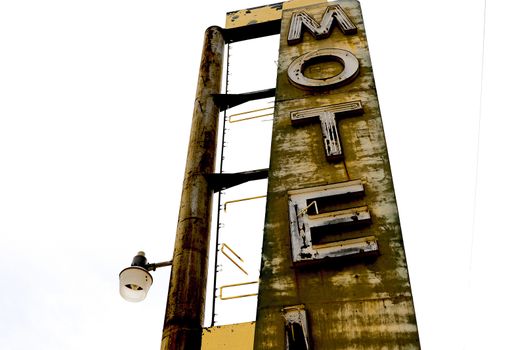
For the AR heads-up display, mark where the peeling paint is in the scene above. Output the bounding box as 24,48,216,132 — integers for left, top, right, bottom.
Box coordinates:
254,1,419,349
225,3,284,29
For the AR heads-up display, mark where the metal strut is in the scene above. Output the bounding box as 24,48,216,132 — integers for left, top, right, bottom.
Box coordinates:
205,168,269,193
213,88,276,111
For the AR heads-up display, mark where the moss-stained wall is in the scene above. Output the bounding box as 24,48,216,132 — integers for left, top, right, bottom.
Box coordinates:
253,1,420,349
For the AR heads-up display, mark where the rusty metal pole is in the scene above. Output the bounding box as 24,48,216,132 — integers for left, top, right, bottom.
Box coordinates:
161,26,224,350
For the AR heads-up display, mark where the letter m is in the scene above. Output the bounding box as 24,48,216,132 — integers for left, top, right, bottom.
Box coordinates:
288,4,357,45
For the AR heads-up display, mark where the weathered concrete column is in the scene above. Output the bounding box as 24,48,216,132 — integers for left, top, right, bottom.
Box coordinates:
161,26,224,350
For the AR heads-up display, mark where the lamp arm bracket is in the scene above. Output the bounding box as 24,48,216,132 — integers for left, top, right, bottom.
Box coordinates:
145,260,173,271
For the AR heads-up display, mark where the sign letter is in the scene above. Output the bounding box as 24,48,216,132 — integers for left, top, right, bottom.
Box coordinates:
287,48,359,90
290,101,363,162
288,4,357,45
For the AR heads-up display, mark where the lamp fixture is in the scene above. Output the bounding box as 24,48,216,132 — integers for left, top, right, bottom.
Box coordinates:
119,251,172,302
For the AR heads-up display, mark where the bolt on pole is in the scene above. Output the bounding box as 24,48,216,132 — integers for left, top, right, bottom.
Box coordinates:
161,26,225,350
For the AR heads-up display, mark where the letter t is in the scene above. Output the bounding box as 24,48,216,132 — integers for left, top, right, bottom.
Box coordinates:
290,101,363,162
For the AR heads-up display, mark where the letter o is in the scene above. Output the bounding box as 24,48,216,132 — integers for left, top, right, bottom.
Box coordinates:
287,48,359,90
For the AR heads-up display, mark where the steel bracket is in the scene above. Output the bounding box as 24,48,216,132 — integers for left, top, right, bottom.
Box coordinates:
206,168,269,192
213,88,276,111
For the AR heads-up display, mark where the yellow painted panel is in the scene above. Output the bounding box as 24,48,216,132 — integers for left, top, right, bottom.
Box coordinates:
201,322,255,350
225,0,326,29
225,4,282,29
283,0,327,10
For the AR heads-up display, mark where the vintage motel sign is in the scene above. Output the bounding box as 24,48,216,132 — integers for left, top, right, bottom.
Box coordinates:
197,1,420,349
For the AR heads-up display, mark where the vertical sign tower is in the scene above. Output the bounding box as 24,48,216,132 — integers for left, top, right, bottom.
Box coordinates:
254,1,420,348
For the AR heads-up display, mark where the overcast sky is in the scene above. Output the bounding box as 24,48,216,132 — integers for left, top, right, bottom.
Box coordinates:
1,1,524,349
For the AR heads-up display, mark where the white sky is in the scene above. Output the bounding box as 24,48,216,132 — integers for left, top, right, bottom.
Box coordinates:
1,0,524,349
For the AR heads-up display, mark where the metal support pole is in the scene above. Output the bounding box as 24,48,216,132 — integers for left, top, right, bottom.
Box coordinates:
161,26,224,350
